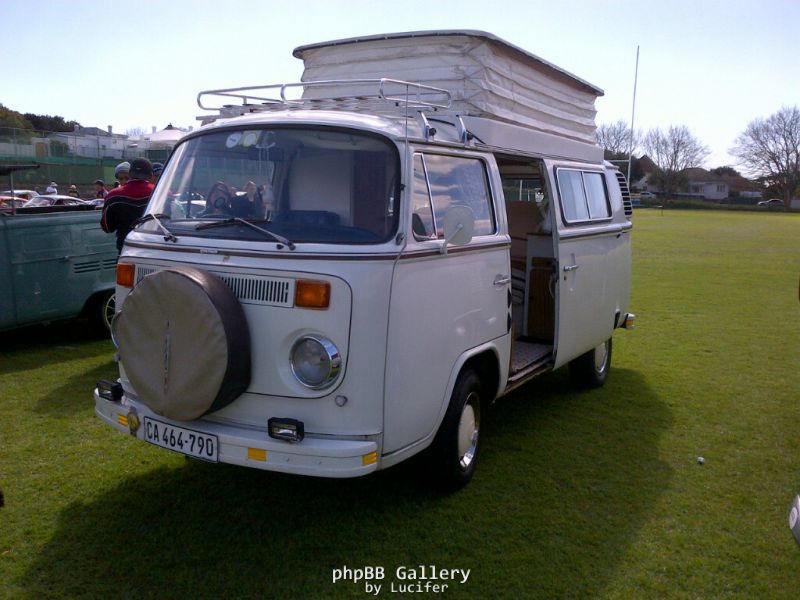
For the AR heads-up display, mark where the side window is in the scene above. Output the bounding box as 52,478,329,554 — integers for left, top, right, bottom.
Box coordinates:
557,169,611,223
423,154,495,236
411,154,435,239
583,172,611,219
558,170,589,222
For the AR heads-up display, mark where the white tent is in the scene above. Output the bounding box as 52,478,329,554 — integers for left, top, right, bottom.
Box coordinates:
294,30,603,144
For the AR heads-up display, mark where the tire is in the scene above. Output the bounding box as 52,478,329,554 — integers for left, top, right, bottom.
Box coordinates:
87,290,115,336
114,267,251,421
569,337,612,389
429,369,483,491
101,291,115,332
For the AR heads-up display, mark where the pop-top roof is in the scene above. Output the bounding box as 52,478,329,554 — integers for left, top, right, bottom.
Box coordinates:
293,30,603,144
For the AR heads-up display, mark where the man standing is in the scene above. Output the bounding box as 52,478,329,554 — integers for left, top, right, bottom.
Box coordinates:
114,161,131,187
94,179,108,199
101,158,155,253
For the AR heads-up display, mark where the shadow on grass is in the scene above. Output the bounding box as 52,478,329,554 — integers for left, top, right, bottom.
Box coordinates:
0,318,111,376
20,368,671,599
33,361,117,417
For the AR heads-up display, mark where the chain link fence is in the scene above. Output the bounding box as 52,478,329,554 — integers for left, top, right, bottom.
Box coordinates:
0,127,172,193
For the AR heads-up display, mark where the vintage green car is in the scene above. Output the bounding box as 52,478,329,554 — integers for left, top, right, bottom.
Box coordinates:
0,205,117,332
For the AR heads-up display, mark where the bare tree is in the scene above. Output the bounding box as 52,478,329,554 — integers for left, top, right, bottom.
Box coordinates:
731,106,800,210
125,127,147,138
596,120,636,155
643,125,710,199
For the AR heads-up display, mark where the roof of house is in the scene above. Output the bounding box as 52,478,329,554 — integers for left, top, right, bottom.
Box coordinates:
683,167,725,183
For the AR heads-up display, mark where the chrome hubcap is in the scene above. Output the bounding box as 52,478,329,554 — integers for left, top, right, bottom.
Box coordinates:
593,340,609,374
457,392,480,469
102,293,116,331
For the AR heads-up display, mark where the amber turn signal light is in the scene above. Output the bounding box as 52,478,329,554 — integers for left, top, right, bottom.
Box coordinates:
116,263,135,288
295,280,330,309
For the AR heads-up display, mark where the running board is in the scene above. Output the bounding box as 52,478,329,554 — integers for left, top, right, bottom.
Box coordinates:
505,358,553,394
505,340,553,394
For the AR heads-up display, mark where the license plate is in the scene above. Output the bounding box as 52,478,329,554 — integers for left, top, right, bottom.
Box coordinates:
143,417,219,462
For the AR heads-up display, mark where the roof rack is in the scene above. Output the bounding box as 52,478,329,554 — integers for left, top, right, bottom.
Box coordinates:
196,79,452,120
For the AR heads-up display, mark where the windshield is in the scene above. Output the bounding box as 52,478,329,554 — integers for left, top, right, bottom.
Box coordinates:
145,126,400,245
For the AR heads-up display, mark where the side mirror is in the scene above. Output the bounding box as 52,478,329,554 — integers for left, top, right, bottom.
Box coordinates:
441,205,475,254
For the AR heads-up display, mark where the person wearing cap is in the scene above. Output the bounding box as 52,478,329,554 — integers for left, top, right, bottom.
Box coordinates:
101,158,155,253
115,161,131,186
151,162,164,184
94,179,108,199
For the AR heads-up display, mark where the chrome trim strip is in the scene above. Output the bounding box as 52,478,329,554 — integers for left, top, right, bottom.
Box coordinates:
124,240,511,261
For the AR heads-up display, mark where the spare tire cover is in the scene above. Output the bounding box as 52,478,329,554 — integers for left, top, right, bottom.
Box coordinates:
115,266,251,421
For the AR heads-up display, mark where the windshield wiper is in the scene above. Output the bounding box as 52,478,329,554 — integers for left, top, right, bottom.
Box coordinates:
195,217,295,250
135,213,178,242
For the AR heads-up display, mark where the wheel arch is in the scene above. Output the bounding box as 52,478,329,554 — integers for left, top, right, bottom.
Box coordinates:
379,340,503,470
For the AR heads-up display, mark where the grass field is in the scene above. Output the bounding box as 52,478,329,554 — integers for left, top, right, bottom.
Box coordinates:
1,209,799,599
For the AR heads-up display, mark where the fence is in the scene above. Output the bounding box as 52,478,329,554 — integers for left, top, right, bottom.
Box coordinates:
0,127,173,191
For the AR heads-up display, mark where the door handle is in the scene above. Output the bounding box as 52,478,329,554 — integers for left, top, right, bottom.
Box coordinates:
493,275,510,286
562,264,580,272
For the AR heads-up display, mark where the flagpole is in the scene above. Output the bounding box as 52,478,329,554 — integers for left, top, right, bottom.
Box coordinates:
627,45,640,184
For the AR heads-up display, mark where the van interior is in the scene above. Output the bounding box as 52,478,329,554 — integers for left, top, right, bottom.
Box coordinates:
496,155,557,383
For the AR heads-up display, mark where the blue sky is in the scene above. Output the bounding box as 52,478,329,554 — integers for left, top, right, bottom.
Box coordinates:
2,0,797,167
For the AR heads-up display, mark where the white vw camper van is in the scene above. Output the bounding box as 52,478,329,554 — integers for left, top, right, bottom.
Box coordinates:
95,31,635,489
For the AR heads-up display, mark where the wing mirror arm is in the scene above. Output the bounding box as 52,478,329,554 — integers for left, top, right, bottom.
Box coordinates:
439,206,475,255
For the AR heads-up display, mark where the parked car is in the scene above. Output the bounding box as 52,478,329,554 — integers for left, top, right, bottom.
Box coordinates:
0,206,118,332
1,189,39,201
757,198,783,208
23,194,91,207
0,196,27,212
639,191,657,199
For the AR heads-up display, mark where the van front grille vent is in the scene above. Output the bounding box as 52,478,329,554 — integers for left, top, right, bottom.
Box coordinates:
616,172,633,218
134,265,294,307
214,273,293,306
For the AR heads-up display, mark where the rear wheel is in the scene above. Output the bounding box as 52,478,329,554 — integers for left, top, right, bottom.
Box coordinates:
429,369,483,490
569,337,612,389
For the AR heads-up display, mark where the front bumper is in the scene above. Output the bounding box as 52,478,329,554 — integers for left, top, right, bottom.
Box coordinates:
94,389,379,478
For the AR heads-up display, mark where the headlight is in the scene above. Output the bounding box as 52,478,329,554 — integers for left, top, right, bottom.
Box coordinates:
290,336,341,389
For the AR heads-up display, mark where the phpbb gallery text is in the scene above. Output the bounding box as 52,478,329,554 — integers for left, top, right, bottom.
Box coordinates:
332,565,471,595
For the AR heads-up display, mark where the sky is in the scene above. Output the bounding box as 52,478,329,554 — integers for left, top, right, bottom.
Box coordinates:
2,0,798,168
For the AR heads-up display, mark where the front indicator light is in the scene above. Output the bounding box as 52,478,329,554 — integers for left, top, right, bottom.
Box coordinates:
295,280,330,309
116,263,135,287
290,336,341,389
362,451,378,466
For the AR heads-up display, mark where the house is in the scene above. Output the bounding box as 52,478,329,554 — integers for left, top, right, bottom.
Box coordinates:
49,126,128,159
683,168,728,200
719,174,763,200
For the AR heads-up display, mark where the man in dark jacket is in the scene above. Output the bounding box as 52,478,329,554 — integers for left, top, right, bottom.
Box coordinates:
101,158,155,253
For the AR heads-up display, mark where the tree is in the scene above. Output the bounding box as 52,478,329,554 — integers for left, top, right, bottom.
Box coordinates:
710,166,741,177
596,120,637,155
22,112,79,133
731,106,800,210
642,125,710,199
0,103,33,131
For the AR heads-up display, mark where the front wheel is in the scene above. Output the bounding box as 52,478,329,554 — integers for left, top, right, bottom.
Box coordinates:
569,337,612,389
428,369,483,491
88,290,115,336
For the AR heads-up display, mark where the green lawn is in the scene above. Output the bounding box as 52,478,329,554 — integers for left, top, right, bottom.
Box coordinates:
1,209,799,599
